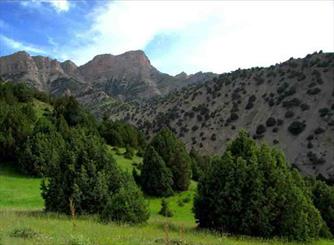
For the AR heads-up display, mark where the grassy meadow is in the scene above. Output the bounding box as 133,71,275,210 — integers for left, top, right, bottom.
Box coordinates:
1,152,333,245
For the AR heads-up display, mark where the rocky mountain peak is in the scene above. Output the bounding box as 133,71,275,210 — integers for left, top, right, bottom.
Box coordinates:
175,72,188,80
61,60,77,71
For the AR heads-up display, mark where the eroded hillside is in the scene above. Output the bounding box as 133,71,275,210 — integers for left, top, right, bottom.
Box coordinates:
108,52,334,179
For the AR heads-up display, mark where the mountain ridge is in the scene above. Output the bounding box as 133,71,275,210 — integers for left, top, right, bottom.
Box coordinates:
0,50,216,103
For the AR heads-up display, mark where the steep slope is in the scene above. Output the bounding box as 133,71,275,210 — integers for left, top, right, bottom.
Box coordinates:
108,52,334,179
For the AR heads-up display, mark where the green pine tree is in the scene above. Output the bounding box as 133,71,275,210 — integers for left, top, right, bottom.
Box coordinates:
140,146,173,197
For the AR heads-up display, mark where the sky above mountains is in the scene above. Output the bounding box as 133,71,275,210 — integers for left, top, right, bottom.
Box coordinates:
0,0,333,75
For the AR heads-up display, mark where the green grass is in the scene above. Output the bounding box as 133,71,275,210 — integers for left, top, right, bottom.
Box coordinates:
1,152,333,245
108,146,142,173
0,164,43,209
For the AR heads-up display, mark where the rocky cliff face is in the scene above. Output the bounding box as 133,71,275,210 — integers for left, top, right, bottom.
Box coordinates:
78,50,161,100
108,52,334,180
0,50,215,103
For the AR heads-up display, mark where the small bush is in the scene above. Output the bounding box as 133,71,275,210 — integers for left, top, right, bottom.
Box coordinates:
319,108,330,118
285,110,294,118
307,151,325,165
230,112,239,121
282,98,301,108
276,119,283,126
256,124,266,135
314,127,325,135
100,182,149,224
159,198,173,217
266,117,276,127
300,103,310,111
10,227,39,239
288,121,306,135
307,87,321,95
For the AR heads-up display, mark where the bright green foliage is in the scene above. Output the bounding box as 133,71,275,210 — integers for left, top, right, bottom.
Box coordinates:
149,128,192,192
100,179,149,224
194,130,323,241
140,146,173,197
159,198,173,217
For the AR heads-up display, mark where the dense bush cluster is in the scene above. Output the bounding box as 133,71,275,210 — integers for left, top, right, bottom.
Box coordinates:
99,118,146,151
0,83,37,164
0,82,149,224
139,128,192,196
194,131,325,241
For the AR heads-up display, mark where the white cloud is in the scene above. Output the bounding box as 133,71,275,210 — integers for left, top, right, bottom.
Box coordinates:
20,0,70,13
0,34,46,54
47,0,70,12
60,1,333,74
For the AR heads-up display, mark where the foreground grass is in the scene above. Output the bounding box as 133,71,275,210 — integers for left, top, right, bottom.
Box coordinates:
0,165,43,209
1,154,333,244
3,210,333,245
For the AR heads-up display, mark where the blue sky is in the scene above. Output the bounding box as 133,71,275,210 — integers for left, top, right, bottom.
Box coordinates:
0,0,333,75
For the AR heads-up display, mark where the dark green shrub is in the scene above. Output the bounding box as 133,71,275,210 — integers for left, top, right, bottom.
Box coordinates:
288,121,306,135
266,117,276,127
41,128,149,224
314,127,325,135
190,148,209,181
285,110,294,118
229,112,239,121
150,128,192,192
140,146,173,197
319,108,330,118
300,103,310,111
100,181,149,224
310,180,334,236
256,124,266,135
307,87,321,95
194,131,322,241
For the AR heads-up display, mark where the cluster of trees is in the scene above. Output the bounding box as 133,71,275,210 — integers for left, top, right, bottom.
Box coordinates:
99,117,146,154
0,81,149,224
194,130,334,241
0,82,40,165
137,128,192,196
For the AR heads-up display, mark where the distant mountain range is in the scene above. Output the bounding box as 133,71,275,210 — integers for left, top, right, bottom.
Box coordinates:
1,50,333,180
0,50,216,109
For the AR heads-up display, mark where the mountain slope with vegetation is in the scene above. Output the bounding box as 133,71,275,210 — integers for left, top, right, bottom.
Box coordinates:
1,81,334,244
108,51,334,180
0,50,216,112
